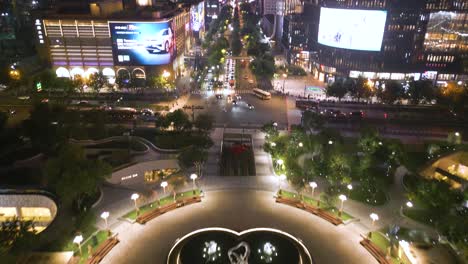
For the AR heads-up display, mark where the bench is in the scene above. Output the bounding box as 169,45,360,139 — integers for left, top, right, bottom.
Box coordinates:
360,237,391,264
275,196,303,208
315,209,343,226
136,196,202,224
86,236,119,264
276,197,343,225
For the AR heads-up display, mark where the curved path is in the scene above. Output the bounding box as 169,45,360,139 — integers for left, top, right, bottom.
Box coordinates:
101,190,377,264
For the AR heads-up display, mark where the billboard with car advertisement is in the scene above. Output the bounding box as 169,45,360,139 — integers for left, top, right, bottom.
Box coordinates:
109,21,176,65
190,1,205,32
318,8,387,51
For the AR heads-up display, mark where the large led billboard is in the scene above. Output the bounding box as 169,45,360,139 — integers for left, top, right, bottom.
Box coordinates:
191,2,205,32
424,11,467,52
109,21,176,65
318,8,387,51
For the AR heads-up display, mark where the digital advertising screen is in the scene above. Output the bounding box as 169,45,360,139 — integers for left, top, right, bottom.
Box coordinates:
109,21,176,65
318,8,387,51
190,1,205,32
424,11,467,52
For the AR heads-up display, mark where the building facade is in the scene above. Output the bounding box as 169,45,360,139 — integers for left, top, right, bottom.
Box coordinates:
277,0,467,82
35,0,203,83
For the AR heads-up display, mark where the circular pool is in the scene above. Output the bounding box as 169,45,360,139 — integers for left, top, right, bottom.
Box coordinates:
167,227,313,264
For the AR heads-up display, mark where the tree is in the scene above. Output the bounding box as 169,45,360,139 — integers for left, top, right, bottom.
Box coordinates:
72,75,85,93
87,72,107,93
231,32,243,56
0,111,8,131
22,103,68,154
250,54,275,79
115,70,130,90
436,81,468,111
377,80,404,104
194,113,214,132
0,217,35,254
347,76,373,102
327,151,352,186
44,144,112,207
165,109,191,131
302,110,324,132
178,146,208,169
406,80,435,104
151,75,174,90
326,81,347,101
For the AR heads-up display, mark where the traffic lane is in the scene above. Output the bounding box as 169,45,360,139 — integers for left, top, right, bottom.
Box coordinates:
215,94,287,127
101,190,376,264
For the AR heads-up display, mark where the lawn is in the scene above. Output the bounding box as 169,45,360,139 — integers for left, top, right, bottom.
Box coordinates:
368,232,406,264
279,190,354,221
72,230,109,264
124,189,201,220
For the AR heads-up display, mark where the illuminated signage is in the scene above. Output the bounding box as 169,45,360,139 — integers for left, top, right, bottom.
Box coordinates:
109,21,177,66
318,8,387,51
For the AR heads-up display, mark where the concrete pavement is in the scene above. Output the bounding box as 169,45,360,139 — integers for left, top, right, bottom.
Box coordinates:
101,190,378,264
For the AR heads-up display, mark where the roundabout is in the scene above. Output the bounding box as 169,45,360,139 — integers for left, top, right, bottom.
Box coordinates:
101,190,376,264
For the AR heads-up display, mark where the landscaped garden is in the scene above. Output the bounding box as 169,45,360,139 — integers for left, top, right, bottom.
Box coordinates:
124,189,201,221
278,190,354,221
262,119,403,208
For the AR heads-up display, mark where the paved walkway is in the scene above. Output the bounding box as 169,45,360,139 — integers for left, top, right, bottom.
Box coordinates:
92,127,442,264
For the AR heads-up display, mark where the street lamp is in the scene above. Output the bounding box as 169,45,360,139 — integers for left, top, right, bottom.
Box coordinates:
309,181,317,197
370,213,379,226
328,140,333,145
406,201,413,208
455,132,460,137
100,211,109,231
282,73,287,94
276,159,284,170
131,193,139,215
347,184,353,196
190,173,198,191
161,181,168,194
298,142,303,148
278,174,286,193
368,213,379,238
162,70,171,79
73,235,83,256
338,194,347,216
270,142,276,147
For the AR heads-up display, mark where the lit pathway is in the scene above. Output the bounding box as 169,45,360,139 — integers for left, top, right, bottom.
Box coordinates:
101,190,377,264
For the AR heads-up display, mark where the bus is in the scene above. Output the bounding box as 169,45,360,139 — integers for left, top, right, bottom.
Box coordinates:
295,99,319,111
253,88,271,100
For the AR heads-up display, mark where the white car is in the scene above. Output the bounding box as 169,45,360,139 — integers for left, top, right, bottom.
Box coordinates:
145,28,173,53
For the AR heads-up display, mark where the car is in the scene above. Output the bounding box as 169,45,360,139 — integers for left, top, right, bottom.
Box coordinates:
329,110,345,118
247,103,254,110
77,100,89,105
234,94,241,100
232,100,237,105
349,111,364,119
145,28,173,53
216,94,223,99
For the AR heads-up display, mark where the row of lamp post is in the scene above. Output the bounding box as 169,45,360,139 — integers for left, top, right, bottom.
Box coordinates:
73,174,202,257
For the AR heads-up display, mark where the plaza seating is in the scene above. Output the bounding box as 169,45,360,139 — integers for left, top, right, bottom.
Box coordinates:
136,195,202,224
86,236,119,264
360,236,391,264
275,195,343,226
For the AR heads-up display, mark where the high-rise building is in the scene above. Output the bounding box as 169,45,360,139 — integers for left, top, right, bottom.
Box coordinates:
34,0,205,82
277,0,467,82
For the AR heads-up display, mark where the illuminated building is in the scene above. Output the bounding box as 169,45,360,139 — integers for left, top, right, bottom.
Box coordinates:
34,0,205,81
275,0,467,82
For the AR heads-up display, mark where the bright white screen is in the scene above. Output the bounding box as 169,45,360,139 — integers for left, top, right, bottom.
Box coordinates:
318,8,387,51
